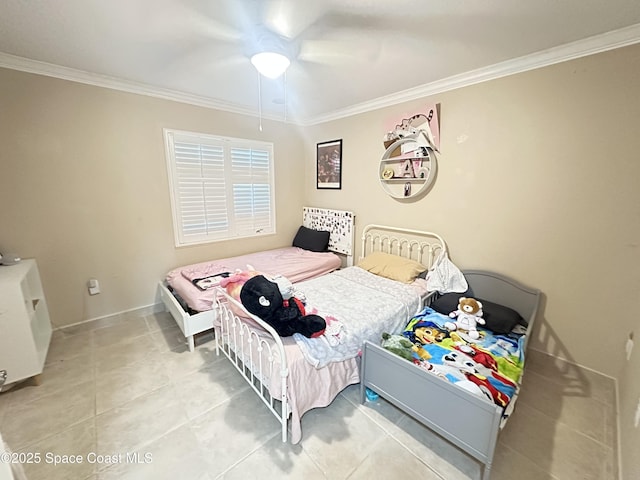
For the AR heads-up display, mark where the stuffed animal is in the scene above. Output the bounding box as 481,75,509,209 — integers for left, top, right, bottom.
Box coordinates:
221,269,305,302
445,297,486,339
271,274,306,302
381,332,415,362
239,274,326,338
382,333,433,364
219,269,260,300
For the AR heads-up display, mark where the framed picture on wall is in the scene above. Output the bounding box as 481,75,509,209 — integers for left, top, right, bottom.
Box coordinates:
316,139,342,189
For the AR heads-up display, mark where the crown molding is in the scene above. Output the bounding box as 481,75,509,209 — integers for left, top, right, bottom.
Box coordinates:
1,22,639,127
0,52,289,122
303,23,640,125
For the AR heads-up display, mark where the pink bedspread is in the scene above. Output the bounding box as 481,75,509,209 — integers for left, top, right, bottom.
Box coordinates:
213,296,360,444
277,338,360,444
166,247,341,312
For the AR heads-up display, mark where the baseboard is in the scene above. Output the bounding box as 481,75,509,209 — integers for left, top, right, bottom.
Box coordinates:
527,346,616,381
54,302,165,331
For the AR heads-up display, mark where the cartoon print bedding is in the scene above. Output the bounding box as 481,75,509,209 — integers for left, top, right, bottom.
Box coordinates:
401,306,527,422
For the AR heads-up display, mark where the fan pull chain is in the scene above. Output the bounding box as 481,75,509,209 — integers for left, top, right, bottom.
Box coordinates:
283,71,288,123
258,72,263,132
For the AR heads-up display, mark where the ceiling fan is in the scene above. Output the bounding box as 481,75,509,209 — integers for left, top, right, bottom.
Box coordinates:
196,0,387,77
173,0,422,121
245,25,297,79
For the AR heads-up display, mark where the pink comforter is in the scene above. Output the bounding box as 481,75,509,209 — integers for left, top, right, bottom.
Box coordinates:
166,247,341,312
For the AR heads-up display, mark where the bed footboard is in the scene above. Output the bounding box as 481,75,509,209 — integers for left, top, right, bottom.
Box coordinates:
214,291,291,442
361,341,501,478
157,280,214,352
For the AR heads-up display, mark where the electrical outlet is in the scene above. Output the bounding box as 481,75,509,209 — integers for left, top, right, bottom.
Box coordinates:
87,278,100,295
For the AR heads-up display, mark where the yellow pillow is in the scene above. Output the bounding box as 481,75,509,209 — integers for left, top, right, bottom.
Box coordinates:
358,251,425,283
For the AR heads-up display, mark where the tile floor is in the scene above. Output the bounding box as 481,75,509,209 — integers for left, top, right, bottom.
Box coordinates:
0,309,618,480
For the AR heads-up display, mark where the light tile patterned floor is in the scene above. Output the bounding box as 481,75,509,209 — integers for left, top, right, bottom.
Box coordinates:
0,309,618,480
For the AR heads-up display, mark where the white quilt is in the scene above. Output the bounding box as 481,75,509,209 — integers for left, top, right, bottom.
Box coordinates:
293,267,422,368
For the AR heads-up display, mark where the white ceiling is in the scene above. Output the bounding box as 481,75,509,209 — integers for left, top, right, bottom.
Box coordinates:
1,0,640,124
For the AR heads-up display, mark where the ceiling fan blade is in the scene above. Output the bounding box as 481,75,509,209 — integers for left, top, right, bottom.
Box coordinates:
261,0,329,39
198,18,244,43
297,31,381,65
144,2,244,44
297,40,359,64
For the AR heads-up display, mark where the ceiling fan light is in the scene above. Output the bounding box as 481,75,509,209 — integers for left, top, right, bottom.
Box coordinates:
251,51,290,79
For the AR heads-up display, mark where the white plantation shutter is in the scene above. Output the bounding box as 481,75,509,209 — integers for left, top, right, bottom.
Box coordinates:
164,129,275,246
173,138,227,240
231,146,273,236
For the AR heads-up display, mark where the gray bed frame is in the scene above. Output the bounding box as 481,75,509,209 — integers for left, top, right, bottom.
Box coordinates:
360,270,541,480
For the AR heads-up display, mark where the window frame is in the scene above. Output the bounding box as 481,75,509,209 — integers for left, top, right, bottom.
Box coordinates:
163,128,276,247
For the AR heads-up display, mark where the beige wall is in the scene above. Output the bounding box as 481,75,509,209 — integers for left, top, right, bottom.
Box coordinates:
304,45,640,478
305,44,640,376
1,44,639,478
0,67,306,328
618,315,640,479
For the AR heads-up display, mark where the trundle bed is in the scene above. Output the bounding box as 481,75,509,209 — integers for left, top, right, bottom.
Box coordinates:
158,207,354,351
214,224,448,443
360,270,541,480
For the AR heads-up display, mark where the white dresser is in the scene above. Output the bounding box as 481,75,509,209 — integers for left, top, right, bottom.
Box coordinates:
0,259,52,385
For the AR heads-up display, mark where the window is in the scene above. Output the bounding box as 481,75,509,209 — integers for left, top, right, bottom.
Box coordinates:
164,129,276,246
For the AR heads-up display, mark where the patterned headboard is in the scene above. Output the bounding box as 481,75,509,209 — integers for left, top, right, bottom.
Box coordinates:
302,207,355,258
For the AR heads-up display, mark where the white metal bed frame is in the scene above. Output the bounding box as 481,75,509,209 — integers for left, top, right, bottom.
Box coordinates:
361,224,446,265
158,207,355,351
214,224,448,443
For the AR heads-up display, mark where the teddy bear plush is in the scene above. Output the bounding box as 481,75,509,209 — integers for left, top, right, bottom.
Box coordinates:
239,274,326,338
445,297,486,340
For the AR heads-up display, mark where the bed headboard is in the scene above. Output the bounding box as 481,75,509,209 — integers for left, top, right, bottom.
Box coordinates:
302,207,355,259
462,269,541,352
462,270,541,327
361,224,447,271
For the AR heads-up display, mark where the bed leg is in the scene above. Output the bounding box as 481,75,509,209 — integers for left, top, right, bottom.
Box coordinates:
187,335,195,352
482,463,492,480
